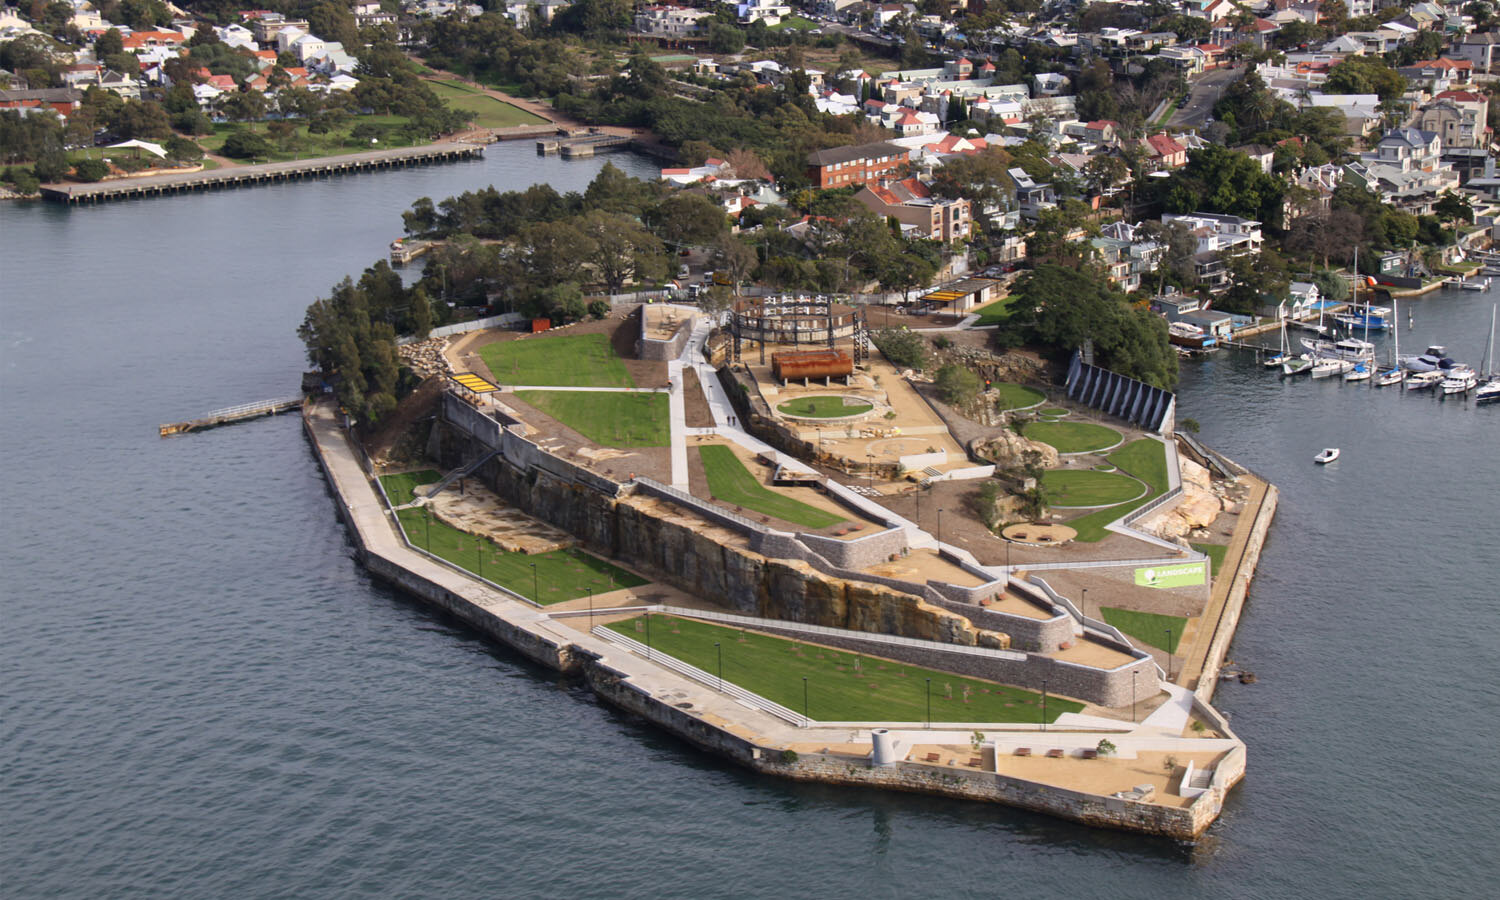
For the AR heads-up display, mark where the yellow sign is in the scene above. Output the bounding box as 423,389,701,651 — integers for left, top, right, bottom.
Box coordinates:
451,373,499,394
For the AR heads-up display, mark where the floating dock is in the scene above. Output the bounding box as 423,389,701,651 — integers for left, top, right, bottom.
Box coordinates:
42,143,484,205
159,396,304,437
536,133,634,158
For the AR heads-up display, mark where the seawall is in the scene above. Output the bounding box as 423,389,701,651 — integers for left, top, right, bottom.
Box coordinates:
302,399,1239,840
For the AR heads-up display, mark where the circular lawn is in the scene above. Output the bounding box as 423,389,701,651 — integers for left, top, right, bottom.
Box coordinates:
992,383,1045,411
777,395,874,418
1022,421,1122,454
1040,469,1145,507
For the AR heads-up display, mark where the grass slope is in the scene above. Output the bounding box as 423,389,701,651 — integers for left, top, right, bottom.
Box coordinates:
1040,469,1145,507
776,396,873,418
993,383,1045,411
394,506,647,604
971,296,1014,326
479,333,634,387
1061,438,1169,541
425,79,547,128
1100,607,1187,654
515,391,670,447
608,615,1083,723
379,469,441,506
198,116,423,163
1192,542,1229,576
698,445,844,529
1023,420,1121,453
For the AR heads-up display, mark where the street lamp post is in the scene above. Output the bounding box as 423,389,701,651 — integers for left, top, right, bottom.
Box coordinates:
587,585,595,632
530,562,539,604
1133,669,1138,724
645,611,652,659
867,453,874,490
937,507,944,548
925,678,932,727
1081,588,1087,610
803,677,809,725
476,540,484,581
715,641,722,692
1165,628,1173,681
1042,678,1049,732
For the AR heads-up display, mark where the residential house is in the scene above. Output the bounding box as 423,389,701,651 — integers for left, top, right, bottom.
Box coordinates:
853,177,972,242
1453,32,1500,73
1142,132,1188,170
1286,281,1321,316
1164,212,1264,256
737,2,792,25
1159,45,1206,75
1090,235,1161,292
805,141,907,188
635,5,712,36
355,1,400,27
1412,90,1488,149
1347,127,1461,214
1010,167,1056,220
1032,72,1069,96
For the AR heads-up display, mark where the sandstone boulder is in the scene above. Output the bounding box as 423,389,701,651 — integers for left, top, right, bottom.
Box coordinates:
973,429,1059,471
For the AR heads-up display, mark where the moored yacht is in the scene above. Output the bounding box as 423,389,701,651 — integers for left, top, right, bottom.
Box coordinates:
1302,336,1376,361
1441,366,1478,395
1405,370,1445,390
1311,357,1354,378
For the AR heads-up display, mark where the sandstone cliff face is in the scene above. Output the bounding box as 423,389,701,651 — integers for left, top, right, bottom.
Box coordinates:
442,420,1007,649
1143,458,1222,539
973,429,1059,471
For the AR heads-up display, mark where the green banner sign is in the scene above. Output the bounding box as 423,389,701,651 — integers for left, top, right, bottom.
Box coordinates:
1134,562,1207,589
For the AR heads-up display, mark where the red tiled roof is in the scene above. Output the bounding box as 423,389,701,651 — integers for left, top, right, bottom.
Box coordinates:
1435,90,1484,102
1147,133,1185,156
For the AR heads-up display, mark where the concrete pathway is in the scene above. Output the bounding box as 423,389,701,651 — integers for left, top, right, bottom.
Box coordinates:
503,385,668,393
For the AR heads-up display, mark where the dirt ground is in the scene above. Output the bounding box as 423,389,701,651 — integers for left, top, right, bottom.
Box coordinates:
681,368,716,427
363,377,444,468
863,306,967,331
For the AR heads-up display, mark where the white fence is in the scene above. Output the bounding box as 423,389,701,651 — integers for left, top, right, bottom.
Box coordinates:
396,313,522,345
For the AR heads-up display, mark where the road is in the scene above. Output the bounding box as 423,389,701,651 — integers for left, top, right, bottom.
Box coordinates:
1168,65,1245,129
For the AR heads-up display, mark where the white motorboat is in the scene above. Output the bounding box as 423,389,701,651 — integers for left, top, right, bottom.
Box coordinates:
1345,362,1372,382
1314,448,1339,464
1282,354,1314,376
1441,366,1478,395
1405,370,1444,391
1302,337,1375,361
1311,357,1354,378
1375,367,1404,386
1461,278,1490,292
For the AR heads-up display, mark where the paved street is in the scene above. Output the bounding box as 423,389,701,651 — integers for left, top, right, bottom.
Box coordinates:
1168,65,1245,129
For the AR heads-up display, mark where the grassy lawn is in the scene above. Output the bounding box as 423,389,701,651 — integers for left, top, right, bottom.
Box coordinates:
395,506,647,603
515,391,670,447
1023,421,1121,453
1100,607,1187,654
1192,541,1229,576
993,383,1045,411
698,445,844,529
478,333,633,387
607,615,1083,723
1040,469,1145,507
1060,438,1169,541
769,15,818,30
425,79,547,128
379,469,441,506
971,295,1014,326
197,116,424,163
776,396,873,418
1040,407,1068,416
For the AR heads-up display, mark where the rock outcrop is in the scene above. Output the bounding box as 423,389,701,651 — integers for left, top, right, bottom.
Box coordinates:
972,429,1059,471
1143,458,1221,539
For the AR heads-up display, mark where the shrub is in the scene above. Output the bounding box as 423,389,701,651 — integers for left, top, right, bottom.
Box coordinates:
871,328,928,370
72,158,110,182
5,167,39,194
1097,738,1117,757
221,131,273,160
587,299,610,319
936,363,981,406
779,749,799,764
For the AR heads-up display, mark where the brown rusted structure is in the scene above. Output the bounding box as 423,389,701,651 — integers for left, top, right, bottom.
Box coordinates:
771,349,854,383
730,295,870,365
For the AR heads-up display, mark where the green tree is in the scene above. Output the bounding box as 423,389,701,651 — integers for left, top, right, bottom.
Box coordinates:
936,364,981,406
579,209,665,294
871,329,929,370
1324,56,1406,103
221,130,274,160
72,158,110,182
708,24,746,55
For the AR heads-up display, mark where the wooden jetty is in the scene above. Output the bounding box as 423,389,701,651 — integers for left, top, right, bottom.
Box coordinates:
390,239,434,266
42,143,483,206
160,396,304,437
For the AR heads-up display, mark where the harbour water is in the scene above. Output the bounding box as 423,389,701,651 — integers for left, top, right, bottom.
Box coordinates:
3,144,1497,898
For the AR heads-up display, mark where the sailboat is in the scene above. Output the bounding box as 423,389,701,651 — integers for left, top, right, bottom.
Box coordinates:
1476,305,1500,404
1266,316,1290,368
1376,296,1404,386
1344,288,1376,381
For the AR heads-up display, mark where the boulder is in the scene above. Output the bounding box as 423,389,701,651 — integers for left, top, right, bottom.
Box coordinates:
973,428,1059,471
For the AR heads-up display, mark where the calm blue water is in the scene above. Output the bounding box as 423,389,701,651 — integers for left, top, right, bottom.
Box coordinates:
3,144,1497,899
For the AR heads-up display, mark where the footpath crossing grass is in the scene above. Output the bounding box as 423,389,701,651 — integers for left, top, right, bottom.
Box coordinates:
479,333,634,387
698,445,844,528
993,383,1045,411
1192,542,1229,576
393,505,647,604
776,396,873,418
607,615,1083,723
1040,469,1145,507
425,79,547,128
1100,607,1187,654
1023,420,1121,453
379,469,441,506
515,391,670,447
1059,438,1169,542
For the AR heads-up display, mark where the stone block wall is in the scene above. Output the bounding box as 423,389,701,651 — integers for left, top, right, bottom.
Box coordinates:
925,591,1072,653
797,527,908,569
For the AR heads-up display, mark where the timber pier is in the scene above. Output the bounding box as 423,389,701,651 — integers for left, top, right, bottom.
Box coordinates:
41,142,483,205
160,396,304,437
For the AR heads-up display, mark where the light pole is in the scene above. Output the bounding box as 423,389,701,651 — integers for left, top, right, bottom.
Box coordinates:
423,507,431,551
587,585,595,632
1041,678,1049,732
937,507,944,548
715,641,722,692
867,453,874,490
476,539,484,581
530,562,539,604
1132,668,1138,724
1165,628,1173,681
925,678,932,727
645,611,652,659
1081,588,1087,610
803,676,809,725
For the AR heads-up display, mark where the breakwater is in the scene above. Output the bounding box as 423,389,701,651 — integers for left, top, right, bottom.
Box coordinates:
40,142,484,205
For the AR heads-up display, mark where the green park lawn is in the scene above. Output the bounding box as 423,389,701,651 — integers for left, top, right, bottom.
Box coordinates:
971,296,1014,326
1192,542,1229,576
698,445,844,529
992,383,1045,411
1040,469,1145,507
1058,438,1170,542
478,333,634,387
776,396,873,418
769,15,818,30
1040,407,1069,416
379,469,441,506
393,504,647,603
198,116,424,163
1100,607,1187,654
1023,420,1121,454
515,391,670,447
425,79,547,128
607,615,1083,723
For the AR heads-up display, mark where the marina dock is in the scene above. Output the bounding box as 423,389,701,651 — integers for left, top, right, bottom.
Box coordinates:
41,143,484,205
536,133,634,158
159,396,304,437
